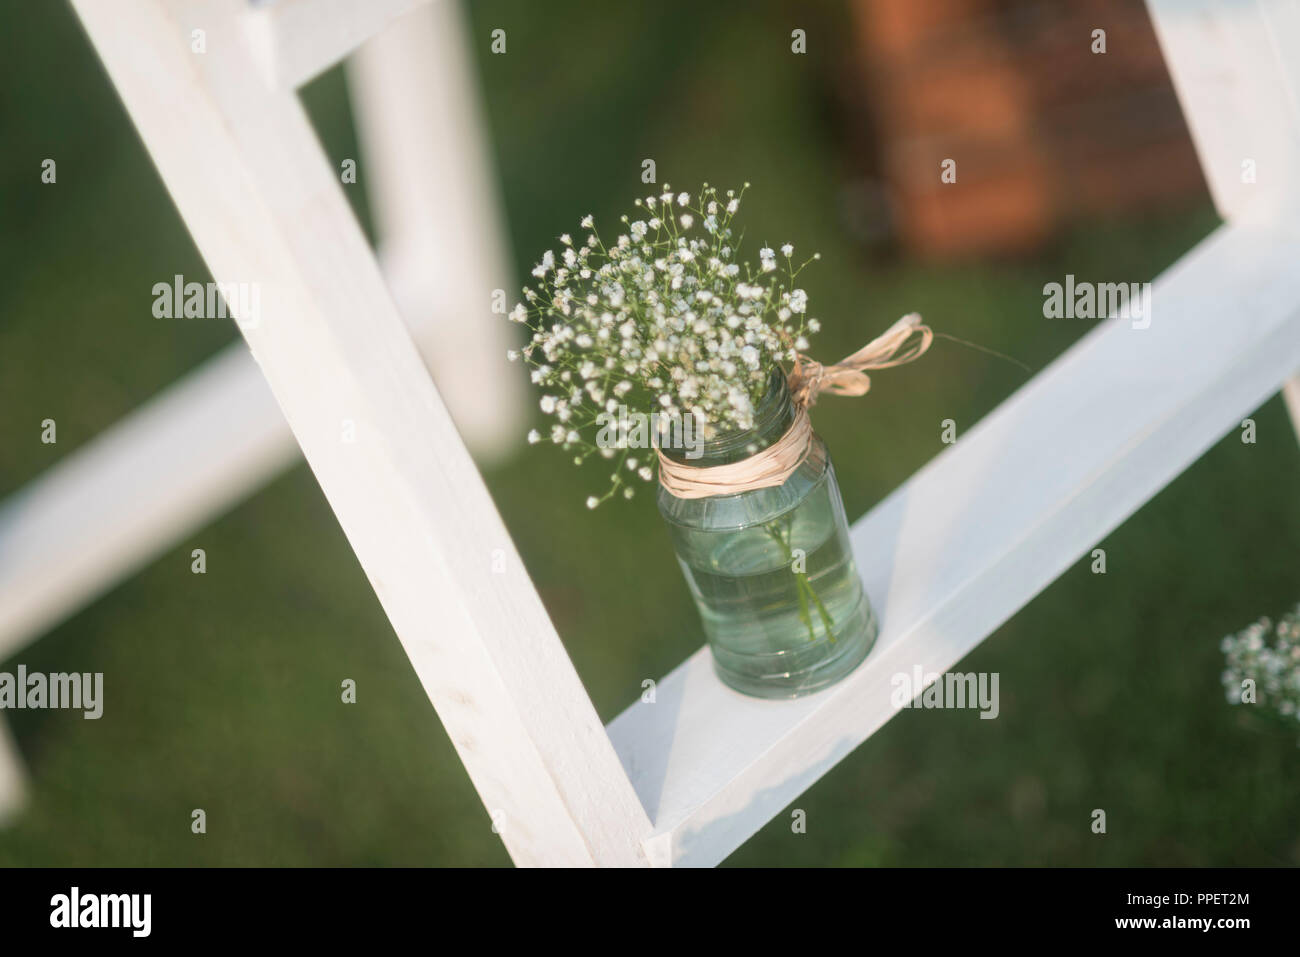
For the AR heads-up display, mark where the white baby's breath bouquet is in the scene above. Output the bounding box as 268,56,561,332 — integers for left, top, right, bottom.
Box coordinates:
506,183,820,507
1221,604,1300,732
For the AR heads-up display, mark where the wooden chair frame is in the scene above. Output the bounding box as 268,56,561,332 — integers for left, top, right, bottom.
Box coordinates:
2,0,1298,866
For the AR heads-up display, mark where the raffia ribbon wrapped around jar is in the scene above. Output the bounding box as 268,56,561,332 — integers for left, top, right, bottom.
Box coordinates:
656,313,934,499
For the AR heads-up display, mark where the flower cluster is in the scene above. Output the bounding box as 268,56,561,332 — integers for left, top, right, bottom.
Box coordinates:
506,183,821,507
1220,603,1300,727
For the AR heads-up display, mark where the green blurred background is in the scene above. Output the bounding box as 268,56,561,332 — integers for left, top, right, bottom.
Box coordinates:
0,0,1296,867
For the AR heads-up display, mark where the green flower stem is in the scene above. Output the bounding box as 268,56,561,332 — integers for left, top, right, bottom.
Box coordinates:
764,518,836,644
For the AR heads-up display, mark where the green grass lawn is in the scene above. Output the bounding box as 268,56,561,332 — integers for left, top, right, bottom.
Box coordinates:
0,0,1296,866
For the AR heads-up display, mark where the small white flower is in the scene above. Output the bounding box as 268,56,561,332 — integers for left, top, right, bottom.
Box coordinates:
527,429,541,444
781,243,793,257
531,249,555,279
540,395,557,413
586,496,599,509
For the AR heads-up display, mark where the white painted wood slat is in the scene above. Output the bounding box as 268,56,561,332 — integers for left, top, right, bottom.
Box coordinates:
1147,0,1300,445
0,720,26,825
243,0,432,90
1147,0,1300,231
1284,376,1300,445
607,222,1300,867
68,0,652,866
346,0,525,462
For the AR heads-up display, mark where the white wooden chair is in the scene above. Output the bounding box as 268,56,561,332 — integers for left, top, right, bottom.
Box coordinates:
2,0,1298,864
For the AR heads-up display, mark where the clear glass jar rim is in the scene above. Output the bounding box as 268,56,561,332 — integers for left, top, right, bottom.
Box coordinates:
660,366,796,467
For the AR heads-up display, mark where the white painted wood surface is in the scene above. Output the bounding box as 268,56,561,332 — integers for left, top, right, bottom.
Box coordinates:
608,222,1300,866
347,0,525,462
68,0,652,866
1283,376,1300,445
1148,1,1300,476
1148,0,1300,232
0,0,520,660
7,0,1291,868
243,0,431,89
0,720,26,825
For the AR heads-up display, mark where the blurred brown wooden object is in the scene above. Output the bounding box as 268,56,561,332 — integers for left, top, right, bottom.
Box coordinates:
849,0,1206,258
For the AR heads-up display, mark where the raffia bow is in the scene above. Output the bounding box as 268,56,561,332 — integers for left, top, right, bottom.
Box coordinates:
656,313,933,499
788,312,933,408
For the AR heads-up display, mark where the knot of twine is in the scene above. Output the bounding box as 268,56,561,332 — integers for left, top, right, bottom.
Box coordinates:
656,313,932,499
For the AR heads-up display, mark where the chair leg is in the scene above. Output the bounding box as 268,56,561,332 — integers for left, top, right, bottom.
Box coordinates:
346,0,526,463
0,717,27,825
1283,375,1300,446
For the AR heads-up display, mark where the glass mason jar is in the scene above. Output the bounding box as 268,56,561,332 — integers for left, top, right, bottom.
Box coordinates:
657,368,878,698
